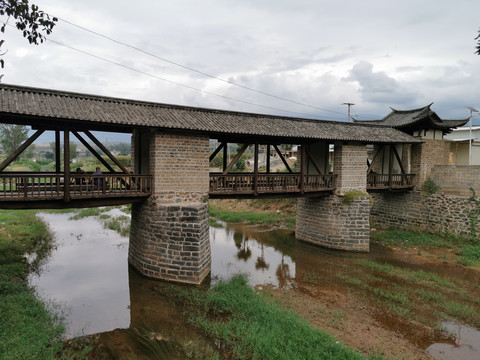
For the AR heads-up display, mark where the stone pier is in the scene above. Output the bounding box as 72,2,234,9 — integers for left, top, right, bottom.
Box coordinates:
296,142,370,251
129,130,211,284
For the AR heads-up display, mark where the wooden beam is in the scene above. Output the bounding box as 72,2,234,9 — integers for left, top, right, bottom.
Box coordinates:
273,145,293,174
84,130,130,174
304,148,324,175
72,131,115,173
391,145,406,174
223,143,228,171
222,144,248,175
0,130,44,172
55,130,61,173
254,143,259,196
209,142,225,162
367,144,384,174
64,130,70,202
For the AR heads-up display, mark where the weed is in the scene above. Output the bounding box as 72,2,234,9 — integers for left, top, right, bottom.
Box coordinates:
209,217,223,228
422,177,439,195
342,190,370,205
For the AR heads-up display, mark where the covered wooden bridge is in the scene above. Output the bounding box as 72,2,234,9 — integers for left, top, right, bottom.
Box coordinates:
0,84,425,284
0,84,420,209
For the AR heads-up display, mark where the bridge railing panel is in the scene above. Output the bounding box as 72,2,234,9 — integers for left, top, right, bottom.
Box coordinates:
367,173,415,189
209,173,336,195
0,173,152,201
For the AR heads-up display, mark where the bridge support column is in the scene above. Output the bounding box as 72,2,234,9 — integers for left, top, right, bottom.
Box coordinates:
296,142,370,251
129,131,211,284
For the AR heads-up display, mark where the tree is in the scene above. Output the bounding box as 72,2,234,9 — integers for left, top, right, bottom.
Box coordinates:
0,124,31,160
0,0,57,69
476,29,480,55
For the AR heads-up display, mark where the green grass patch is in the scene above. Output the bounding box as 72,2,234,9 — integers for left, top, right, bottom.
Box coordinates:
0,210,90,359
164,275,380,360
209,217,223,228
370,230,456,248
458,244,480,265
209,208,295,229
69,207,104,220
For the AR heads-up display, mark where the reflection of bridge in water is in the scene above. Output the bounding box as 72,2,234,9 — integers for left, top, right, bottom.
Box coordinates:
1,84,424,284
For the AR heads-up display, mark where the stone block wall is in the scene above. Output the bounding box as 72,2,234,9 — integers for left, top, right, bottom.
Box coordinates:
129,130,211,284
130,200,210,284
296,142,370,252
296,195,370,251
370,190,480,236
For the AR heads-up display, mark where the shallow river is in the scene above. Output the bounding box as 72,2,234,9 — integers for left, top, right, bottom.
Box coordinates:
29,209,480,359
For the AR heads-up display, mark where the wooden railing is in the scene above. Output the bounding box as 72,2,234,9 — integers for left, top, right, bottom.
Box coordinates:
367,173,415,190
0,173,152,201
209,173,336,195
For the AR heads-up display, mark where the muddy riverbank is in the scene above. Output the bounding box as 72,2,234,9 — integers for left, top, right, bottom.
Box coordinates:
30,205,480,359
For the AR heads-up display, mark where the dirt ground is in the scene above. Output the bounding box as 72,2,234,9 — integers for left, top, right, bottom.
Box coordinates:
261,284,433,360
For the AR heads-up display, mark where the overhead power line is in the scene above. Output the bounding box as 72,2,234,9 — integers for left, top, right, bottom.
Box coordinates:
58,17,346,116
45,37,336,119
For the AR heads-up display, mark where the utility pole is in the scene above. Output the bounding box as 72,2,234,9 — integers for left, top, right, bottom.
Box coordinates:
467,106,479,165
342,102,355,122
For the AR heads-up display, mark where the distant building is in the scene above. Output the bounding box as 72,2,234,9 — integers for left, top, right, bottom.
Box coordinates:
444,126,480,165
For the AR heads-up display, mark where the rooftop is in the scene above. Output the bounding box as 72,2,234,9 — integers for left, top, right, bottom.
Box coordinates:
354,104,469,134
0,83,420,144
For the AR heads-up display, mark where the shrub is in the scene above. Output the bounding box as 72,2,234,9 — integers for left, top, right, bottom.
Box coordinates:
422,177,439,195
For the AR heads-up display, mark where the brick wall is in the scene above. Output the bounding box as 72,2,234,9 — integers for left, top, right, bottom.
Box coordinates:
129,131,211,284
370,190,480,236
411,139,450,185
333,142,367,194
150,131,210,203
429,165,480,197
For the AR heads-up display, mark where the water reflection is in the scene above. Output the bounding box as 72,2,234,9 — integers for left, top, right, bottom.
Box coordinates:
30,212,130,338
427,321,480,360
210,222,295,287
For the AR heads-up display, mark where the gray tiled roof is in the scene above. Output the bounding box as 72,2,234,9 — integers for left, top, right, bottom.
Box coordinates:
0,84,420,144
354,104,469,130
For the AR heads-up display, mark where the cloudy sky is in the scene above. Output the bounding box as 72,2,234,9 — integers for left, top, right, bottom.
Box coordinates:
2,0,480,126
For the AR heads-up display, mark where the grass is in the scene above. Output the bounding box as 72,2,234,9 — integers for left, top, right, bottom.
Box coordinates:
162,275,381,360
0,209,91,359
209,207,295,229
371,229,480,266
339,258,480,328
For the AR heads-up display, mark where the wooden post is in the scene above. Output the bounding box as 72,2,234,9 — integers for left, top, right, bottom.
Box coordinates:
223,143,228,172
55,130,61,173
254,143,259,196
266,144,271,173
388,145,393,189
300,144,306,194
64,129,70,202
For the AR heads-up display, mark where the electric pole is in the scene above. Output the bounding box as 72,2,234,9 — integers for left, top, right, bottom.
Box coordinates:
342,103,355,122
